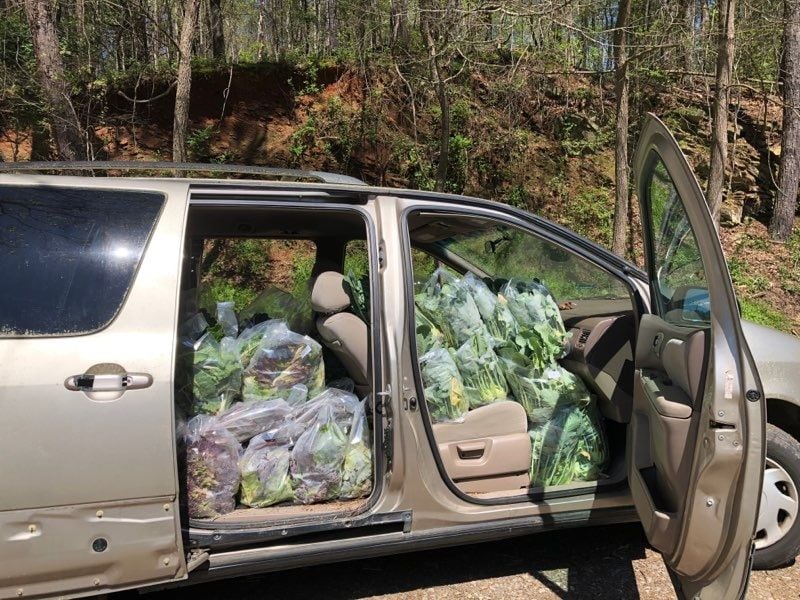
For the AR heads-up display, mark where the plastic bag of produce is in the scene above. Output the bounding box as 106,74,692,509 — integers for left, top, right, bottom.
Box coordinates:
453,334,508,408
290,403,348,504
243,321,325,401
265,387,359,446
238,434,294,508
340,399,373,500
528,401,608,487
501,279,570,360
216,398,293,443
499,353,590,424
415,268,492,348
216,301,239,338
343,272,370,323
414,308,444,356
237,320,276,368
191,333,243,415
462,273,518,346
419,347,469,422
239,285,314,335
184,415,241,518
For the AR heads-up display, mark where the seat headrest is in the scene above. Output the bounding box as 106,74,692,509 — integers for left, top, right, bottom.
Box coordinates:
311,271,351,314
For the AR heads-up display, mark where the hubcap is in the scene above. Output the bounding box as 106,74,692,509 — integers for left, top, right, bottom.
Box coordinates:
755,458,798,550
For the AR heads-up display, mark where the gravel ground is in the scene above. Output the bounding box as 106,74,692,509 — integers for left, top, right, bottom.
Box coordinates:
138,524,798,599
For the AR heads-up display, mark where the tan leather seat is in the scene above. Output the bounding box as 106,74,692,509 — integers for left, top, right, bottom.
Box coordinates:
311,271,370,396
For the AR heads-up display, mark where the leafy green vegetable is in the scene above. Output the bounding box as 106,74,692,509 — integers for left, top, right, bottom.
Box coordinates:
344,272,370,323
340,400,373,499
239,284,314,335
191,334,243,415
453,334,508,408
216,398,293,442
414,308,444,355
238,434,294,508
290,404,348,503
528,401,608,487
501,279,570,361
419,347,469,422
462,273,518,346
184,416,241,518
415,268,492,348
243,321,325,401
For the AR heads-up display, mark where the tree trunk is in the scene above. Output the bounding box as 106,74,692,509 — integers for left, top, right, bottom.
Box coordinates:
173,0,201,163
23,0,87,160
390,0,409,47
705,0,736,227
208,0,225,60
420,7,450,192
611,0,632,257
770,0,800,241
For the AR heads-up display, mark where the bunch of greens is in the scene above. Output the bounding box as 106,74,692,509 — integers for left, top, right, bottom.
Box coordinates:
238,434,294,508
462,273,517,346
414,309,445,355
236,320,274,368
243,321,325,401
415,268,492,348
239,285,314,335
454,334,508,408
528,402,608,487
191,334,243,415
501,280,570,361
344,272,370,324
216,301,239,338
340,400,373,499
419,347,469,422
290,404,348,503
184,416,241,518
268,387,360,445
499,355,590,424
216,398,293,443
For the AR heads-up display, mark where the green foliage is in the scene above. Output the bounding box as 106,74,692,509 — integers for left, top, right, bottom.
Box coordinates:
560,188,614,249
740,297,792,331
289,116,317,164
187,126,215,162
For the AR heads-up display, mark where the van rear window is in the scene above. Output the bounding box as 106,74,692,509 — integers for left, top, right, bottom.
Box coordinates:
0,186,164,336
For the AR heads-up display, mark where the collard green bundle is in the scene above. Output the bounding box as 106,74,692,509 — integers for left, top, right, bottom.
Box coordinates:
414,309,445,355
239,285,314,335
340,399,373,500
290,404,348,504
501,280,570,361
191,333,243,415
184,416,241,518
419,347,469,422
462,273,517,346
453,334,508,408
528,401,608,487
243,321,325,401
415,268,492,348
238,434,294,508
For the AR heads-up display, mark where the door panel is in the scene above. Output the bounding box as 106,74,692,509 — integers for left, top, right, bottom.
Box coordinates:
631,116,765,598
0,179,189,598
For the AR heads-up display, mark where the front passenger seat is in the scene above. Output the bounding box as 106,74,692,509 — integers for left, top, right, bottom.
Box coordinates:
311,271,370,396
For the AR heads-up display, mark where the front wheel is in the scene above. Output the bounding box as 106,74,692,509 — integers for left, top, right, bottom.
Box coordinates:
753,423,800,570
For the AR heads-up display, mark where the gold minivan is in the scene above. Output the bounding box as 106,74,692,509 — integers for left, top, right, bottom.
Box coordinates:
0,116,767,599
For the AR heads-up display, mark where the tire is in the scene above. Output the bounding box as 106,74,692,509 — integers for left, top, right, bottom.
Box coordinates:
753,423,800,570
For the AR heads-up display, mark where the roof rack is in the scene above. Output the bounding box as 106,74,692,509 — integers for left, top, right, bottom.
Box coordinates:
0,161,366,185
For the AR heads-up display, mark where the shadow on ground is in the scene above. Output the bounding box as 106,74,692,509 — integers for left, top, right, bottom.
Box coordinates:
138,523,652,599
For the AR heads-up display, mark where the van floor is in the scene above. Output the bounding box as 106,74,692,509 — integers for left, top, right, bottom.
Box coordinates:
198,498,367,525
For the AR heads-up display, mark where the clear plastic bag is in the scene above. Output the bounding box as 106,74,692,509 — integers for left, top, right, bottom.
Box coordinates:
191,333,243,415
216,398,293,443
238,434,294,508
462,273,518,346
216,301,239,338
290,403,348,504
267,387,359,445
500,355,589,424
528,401,608,487
419,347,469,422
414,308,444,356
242,321,325,401
415,268,492,348
237,320,276,368
340,399,373,500
500,279,570,361
184,415,241,518
453,334,508,409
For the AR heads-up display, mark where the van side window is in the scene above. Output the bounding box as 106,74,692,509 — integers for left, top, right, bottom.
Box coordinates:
0,186,164,336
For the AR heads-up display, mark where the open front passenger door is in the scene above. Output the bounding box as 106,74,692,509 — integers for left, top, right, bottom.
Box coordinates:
628,116,765,599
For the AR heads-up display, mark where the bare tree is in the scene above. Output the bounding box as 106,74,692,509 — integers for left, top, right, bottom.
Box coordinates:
23,0,87,160
208,0,225,60
173,0,202,162
706,0,736,226
611,0,633,257
770,0,800,241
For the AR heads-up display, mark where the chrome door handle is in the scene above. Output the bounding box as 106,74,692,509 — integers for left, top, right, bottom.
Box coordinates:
65,372,153,392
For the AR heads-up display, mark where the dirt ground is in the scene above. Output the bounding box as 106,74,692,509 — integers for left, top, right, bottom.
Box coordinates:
136,523,798,600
